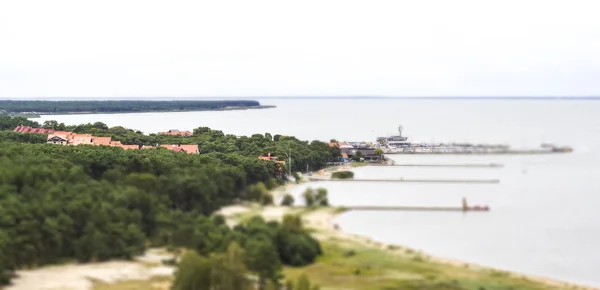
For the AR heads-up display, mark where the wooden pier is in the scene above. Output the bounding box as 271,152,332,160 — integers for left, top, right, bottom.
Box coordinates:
309,177,500,184
344,205,490,212
368,163,504,168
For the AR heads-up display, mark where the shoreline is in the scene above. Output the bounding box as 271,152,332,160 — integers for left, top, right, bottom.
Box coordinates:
24,105,277,118
239,166,598,290
318,208,598,290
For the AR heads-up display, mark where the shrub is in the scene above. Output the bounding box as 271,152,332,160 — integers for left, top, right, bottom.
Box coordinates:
281,194,295,206
302,188,315,206
343,249,356,257
331,171,354,179
315,188,329,206
265,178,278,190
261,192,274,205
302,187,329,207
248,182,269,202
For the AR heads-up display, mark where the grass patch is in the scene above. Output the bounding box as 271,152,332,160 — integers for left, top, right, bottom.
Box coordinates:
92,276,172,290
282,240,573,290
350,162,368,167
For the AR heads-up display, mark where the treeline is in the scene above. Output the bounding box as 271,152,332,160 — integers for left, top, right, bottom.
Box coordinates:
36,119,342,173
0,100,262,113
3,117,341,174
0,141,278,283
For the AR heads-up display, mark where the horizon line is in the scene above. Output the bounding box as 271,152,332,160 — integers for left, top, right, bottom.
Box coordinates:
1,96,600,100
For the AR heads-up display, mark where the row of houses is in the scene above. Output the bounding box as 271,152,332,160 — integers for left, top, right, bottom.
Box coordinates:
14,125,56,134
14,126,199,154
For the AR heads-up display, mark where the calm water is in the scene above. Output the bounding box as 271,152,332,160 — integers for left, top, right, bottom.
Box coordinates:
39,99,600,287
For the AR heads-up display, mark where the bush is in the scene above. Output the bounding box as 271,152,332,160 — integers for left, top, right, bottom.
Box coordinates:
315,188,329,206
302,187,329,207
248,182,269,202
261,192,274,205
281,194,295,206
331,171,354,179
292,172,301,183
302,188,315,206
265,178,278,190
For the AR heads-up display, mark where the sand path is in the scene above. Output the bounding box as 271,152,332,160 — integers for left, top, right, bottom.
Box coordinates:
6,249,175,290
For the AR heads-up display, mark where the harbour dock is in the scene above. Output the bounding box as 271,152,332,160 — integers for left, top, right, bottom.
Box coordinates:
384,148,572,155
368,163,504,168
308,177,500,184
343,205,490,212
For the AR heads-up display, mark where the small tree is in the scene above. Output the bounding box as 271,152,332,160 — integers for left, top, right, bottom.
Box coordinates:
302,188,315,207
172,250,212,290
315,188,329,206
261,192,274,206
285,279,294,290
292,172,301,184
248,182,268,202
265,178,278,190
281,194,295,206
374,148,384,158
295,273,321,290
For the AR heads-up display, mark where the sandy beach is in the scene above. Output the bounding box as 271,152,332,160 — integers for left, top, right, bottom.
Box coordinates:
5,249,174,290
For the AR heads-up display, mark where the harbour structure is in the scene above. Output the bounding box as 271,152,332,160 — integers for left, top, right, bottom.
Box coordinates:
377,125,411,148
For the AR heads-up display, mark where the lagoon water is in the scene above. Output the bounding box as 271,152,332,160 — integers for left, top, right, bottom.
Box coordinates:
38,99,600,287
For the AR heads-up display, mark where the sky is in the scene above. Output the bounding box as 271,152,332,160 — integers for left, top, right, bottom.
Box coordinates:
1,0,600,98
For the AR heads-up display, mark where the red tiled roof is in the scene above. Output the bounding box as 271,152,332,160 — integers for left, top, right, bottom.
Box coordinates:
47,131,73,141
91,136,112,146
120,145,140,150
160,144,183,153
179,144,199,154
71,134,93,145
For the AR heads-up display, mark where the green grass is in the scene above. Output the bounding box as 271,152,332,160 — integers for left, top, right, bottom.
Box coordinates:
92,276,171,290
350,162,368,167
92,237,581,290
282,238,573,290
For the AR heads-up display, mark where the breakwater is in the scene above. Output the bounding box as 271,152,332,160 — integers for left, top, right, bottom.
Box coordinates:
369,163,504,168
308,177,500,184
342,206,490,212
384,148,572,155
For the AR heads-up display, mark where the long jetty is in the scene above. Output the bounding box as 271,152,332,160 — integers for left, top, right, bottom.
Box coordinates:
384,149,572,155
344,205,489,212
369,163,504,168
308,177,500,184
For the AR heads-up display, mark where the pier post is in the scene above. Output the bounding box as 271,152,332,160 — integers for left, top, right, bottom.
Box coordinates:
462,197,468,211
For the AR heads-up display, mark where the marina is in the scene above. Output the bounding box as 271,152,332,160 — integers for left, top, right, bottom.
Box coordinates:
333,125,573,158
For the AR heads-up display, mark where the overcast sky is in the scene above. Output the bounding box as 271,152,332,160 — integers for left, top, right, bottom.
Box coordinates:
1,0,599,98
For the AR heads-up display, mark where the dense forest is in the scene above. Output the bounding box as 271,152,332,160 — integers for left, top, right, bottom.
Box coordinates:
0,116,335,287
5,117,342,173
0,100,263,114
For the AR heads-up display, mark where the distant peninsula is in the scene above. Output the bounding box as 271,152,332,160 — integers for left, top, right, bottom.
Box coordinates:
0,100,275,118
